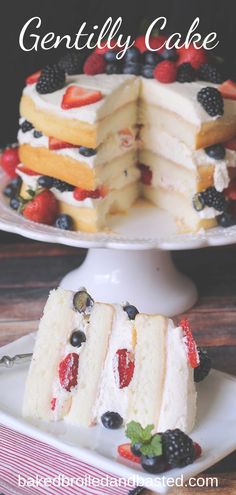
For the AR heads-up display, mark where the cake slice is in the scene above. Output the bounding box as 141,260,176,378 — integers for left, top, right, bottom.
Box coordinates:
23,288,199,433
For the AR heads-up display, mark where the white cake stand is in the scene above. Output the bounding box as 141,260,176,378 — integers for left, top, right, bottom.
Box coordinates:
1,171,236,316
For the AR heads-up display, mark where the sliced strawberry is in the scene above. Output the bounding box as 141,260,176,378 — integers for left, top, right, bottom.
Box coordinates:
48,137,78,151
117,443,141,464
58,353,79,392
50,398,57,411
113,349,135,389
135,35,167,54
1,146,19,178
61,86,102,110
22,189,58,225
25,70,42,85
17,165,39,176
73,186,106,201
180,319,200,368
193,442,202,460
224,138,236,151
138,164,153,186
224,180,236,200
177,45,207,70
219,80,236,100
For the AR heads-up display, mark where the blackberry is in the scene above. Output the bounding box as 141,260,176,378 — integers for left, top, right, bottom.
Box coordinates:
201,187,227,211
162,429,195,468
21,120,33,133
205,144,226,160
33,130,43,138
194,347,211,382
217,212,236,228
52,179,74,192
177,63,195,83
106,63,121,75
198,63,224,84
58,51,87,75
197,86,224,117
161,47,178,62
36,64,65,94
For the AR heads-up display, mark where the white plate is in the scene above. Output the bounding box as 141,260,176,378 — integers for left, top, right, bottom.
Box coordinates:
0,334,236,494
1,172,236,251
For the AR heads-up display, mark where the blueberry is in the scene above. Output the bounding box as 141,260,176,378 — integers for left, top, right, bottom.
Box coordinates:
70,330,86,347
124,47,140,64
10,177,22,189
123,63,141,75
205,144,226,160
10,197,20,210
161,47,178,62
106,63,121,75
73,290,94,313
79,146,96,157
104,50,118,63
141,64,154,79
21,120,34,133
141,454,166,474
54,214,73,230
123,305,139,320
101,411,123,429
52,179,74,192
37,175,54,189
131,443,142,457
3,184,16,199
33,130,43,138
142,51,162,65
217,212,236,228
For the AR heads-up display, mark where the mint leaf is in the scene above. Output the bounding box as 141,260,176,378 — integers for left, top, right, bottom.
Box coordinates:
140,434,162,457
126,421,154,446
141,424,155,443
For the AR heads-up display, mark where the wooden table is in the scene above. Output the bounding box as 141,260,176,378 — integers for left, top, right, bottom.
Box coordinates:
0,231,235,494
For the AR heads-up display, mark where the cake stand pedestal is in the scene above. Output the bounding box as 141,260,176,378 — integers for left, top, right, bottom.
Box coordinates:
60,248,197,316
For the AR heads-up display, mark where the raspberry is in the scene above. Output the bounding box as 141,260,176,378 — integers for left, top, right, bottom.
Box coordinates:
58,353,79,391
154,60,177,83
193,442,202,460
176,63,195,83
197,87,224,117
36,65,65,94
83,53,106,75
162,429,195,468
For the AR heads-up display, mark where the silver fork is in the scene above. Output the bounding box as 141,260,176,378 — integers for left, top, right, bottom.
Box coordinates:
0,353,32,368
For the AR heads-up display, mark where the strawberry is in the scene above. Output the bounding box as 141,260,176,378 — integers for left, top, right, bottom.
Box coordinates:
224,138,236,151
177,45,207,70
50,398,57,411
1,146,19,178
193,442,202,460
25,70,42,85
154,60,177,83
22,190,58,225
224,180,236,200
73,186,106,201
58,353,79,392
17,165,38,176
219,80,236,100
61,85,102,110
117,443,141,464
94,39,118,55
48,137,77,151
180,319,200,368
83,53,106,75
114,348,135,389
138,164,152,185
135,35,167,54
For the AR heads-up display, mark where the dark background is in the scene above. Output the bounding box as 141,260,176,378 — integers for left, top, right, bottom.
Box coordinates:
0,0,236,147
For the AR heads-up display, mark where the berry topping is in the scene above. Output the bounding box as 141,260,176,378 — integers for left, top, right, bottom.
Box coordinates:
124,47,141,64
33,130,43,138
106,63,121,75
142,51,162,66
1,146,19,178
70,330,86,347
204,144,226,160
25,70,42,85
83,53,106,75
141,65,154,79
141,454,167,474
194,347,211,382
73,289,94,313
217,212,236,228
22,190,58,225
162,429,195,468
130,443,142,457
3,177,22,199
117,443,141,464
37,175,54,189
79,146,96,157
36,65,65,94
180,319,200,368
219,79,236,100
73,186,105,201
123,305,139,320
58,352,79,392
176,62,195,83
61,85,102,109
125,421,164,471
197,87,224,117
138,164,153,185
193,442,202,460
52,179,74,192
161,47,178,62
114,348,135,389
154,60,177,84
134,35,167,54
177,45,207,70
48,137,77,150
58,51,87,75
198,63,224,84
104,50,118,63
101,411,123,429
123,63,142,76
50,398,56,411
21,120,34,133
54,214,74,231
201,186,227,211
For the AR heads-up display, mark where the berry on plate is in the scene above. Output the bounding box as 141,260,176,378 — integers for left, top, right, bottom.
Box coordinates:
83,53,106,75
194,347,211,383
54,213,74,231
22,189,58,225
1,146,20,178
162,429,195,468
154,60,177,83
36,65,65,94
61,85,102,109
219,79,236,100
114,348,135,389
177,44,207,70
101,411,123,429
117,443,141,464
58,353,79,391
25,70,42,85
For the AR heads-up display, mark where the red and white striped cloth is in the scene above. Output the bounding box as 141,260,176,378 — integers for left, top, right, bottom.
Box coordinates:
0,424,140,495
